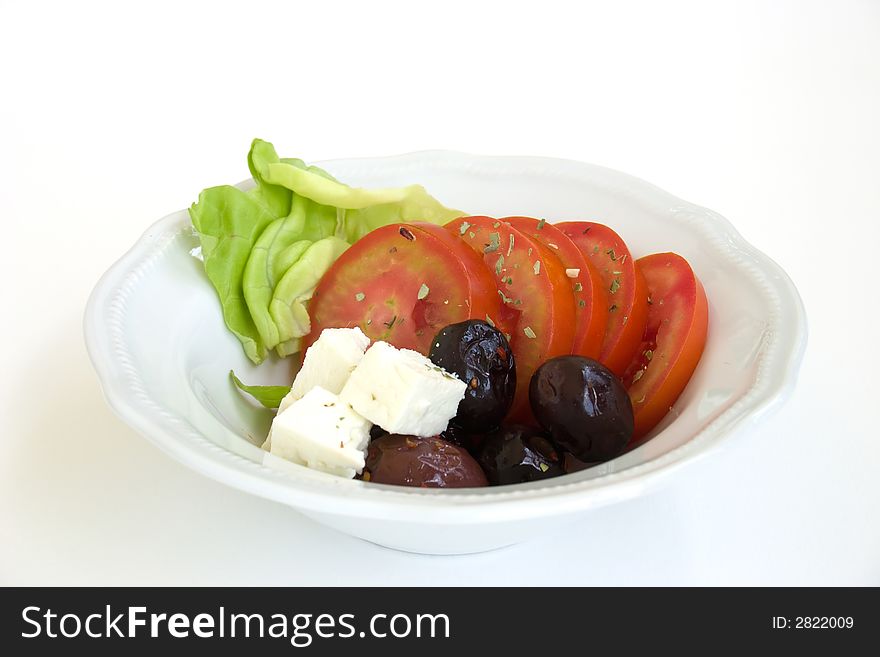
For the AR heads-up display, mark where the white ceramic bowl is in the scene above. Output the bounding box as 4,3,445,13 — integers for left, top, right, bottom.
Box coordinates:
84,152,806,554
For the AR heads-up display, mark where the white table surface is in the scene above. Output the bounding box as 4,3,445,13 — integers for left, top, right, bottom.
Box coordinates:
2,0,878,586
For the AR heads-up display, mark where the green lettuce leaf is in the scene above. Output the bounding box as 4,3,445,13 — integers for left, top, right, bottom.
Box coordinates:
275,337,302,359
259,157,463,242
270,236,350,343
242,193,342,350
243,218,312,349
190,186,277,363
230,371,290,409
191,138,465,364
247,139,292,218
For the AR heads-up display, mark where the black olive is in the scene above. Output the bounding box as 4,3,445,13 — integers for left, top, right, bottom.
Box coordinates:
478,425,564,485
429,320,516,433
363,434,488,488
563,452,596,474
529,356,633,462
438,421,488,455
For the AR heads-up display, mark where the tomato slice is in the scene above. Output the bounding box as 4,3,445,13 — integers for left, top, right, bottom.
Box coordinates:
623,253,709,440
445,216,576,422
304,222,501,355
503,216,605,358
557,222,648,375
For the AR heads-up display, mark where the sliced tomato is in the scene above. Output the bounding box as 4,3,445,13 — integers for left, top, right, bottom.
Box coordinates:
557,222,648,375
623,253,708,440
445,216,576,422
304,222,501,355
503,216,606,358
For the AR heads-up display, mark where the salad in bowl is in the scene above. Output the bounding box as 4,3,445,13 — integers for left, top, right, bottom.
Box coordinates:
85,140,803,553
193,139,708,489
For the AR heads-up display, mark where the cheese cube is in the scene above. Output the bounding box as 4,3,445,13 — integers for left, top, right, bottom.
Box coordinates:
339,341,466,437
277,327,370,413
269,386,371,478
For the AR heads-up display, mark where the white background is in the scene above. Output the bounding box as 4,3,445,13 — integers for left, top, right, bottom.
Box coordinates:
1,0,878,585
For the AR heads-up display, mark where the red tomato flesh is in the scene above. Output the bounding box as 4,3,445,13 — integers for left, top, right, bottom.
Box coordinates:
304,222,501,355
502,216,606,359
557,222,649,375
445,216,576,422
623,253,708,440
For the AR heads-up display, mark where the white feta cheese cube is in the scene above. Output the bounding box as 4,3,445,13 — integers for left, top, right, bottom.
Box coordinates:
269,386,371,478
339,341,466,437
277,327,370,413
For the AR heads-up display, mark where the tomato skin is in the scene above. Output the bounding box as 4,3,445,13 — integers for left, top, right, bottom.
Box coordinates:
444,216,576,422
557,222,648,376
502,216,605,359
304,222,501,355
623,253,708,440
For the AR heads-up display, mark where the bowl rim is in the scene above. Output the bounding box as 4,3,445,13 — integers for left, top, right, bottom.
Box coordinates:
84,150,807,524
